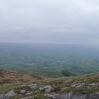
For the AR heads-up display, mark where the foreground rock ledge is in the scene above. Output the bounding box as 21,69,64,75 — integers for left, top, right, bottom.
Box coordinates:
45,92,99,99
1,92,99,99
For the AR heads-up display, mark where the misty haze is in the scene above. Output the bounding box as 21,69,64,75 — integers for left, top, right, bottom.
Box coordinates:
0,0,99,99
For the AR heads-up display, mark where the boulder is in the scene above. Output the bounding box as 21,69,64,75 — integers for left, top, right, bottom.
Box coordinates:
39,85,52,93
28,84,38,89
59,92,87,99
39,86,45,91
87,94,99,99
64,79,73,83
20,96,33,99
44,93,60,99
95,92,99,94
44,94,56,99
72,83,88,89
5,90,16,97
90,83,99,87
0,94,9,99
44,86,52,93
20,90,27,94
67,92,87,99
60,87,68,92
44,92,99,99
59,94,69,99
25,91,32,95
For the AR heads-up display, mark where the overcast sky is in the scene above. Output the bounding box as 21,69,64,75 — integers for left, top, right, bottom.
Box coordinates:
0,0,99,45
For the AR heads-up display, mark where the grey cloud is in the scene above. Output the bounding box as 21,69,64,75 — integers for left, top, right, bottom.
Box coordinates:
0,0,99,45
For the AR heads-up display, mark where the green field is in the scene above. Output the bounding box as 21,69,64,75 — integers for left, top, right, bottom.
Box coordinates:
0,43,99,77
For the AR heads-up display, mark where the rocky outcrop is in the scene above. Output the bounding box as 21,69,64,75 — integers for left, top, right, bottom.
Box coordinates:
45,92,99,99
88,94,99,99
90,83,99,87
5,90,16,97
0,94,9,99
2,91,99,99
2,81,99,99
66,92,87,99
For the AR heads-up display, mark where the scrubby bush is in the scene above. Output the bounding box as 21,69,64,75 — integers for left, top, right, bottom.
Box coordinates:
61,70,75,76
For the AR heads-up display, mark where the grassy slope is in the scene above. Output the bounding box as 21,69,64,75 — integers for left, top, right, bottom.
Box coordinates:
1,70,99,99
1,71,99,94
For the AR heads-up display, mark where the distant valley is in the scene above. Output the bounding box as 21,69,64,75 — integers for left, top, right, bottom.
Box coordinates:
0,43,99,77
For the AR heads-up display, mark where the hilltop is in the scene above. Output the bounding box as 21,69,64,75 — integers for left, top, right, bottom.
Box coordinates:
1,70,99,99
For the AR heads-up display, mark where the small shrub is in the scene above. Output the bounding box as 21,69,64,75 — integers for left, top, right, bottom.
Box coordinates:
61,70,75,76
